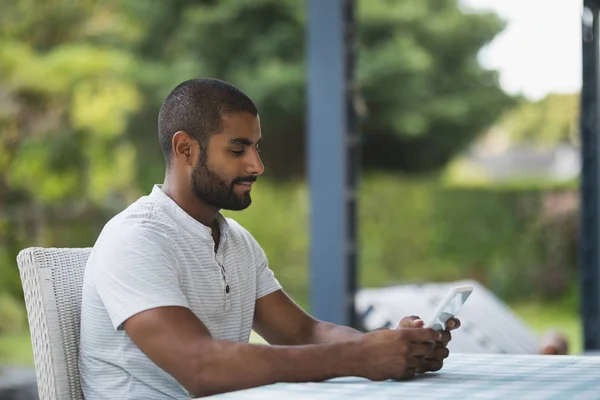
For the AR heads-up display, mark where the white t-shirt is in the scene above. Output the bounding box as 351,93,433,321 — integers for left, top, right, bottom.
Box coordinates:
78,185,282,399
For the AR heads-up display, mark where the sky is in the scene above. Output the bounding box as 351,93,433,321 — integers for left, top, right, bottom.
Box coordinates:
459,0,583,100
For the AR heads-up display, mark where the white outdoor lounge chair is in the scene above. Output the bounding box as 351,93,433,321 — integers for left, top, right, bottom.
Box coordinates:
355,279,540,354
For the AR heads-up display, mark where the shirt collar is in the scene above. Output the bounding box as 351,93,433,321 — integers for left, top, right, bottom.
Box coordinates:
149,184,229,242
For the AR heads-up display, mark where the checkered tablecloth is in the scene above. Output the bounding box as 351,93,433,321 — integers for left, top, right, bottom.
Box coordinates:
203,353,600,399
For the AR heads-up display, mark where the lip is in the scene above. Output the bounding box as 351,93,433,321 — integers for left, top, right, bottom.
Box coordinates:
234,182,254,191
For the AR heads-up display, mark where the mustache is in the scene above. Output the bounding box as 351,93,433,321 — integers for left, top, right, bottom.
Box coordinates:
232,176,258,184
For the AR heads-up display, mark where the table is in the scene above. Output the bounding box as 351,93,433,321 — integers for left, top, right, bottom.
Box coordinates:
204,353,600,399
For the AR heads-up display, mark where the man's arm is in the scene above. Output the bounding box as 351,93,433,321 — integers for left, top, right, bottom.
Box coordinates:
253,290,460,374
124,305,440,397
253,290,363,345
252,290,457,345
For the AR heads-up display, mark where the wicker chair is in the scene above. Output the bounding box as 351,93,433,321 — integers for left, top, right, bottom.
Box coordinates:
17,247,91,400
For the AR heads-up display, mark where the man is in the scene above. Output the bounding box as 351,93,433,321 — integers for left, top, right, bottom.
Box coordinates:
78,78,460,399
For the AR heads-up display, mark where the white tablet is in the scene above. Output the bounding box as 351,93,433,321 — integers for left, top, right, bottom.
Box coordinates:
423,285,473,331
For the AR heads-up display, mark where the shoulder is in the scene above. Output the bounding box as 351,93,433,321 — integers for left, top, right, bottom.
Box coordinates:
224,217,265,257
105,195,179,239
92,199,178,262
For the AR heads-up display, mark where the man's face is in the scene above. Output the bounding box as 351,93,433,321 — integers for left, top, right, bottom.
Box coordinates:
190,112,264,211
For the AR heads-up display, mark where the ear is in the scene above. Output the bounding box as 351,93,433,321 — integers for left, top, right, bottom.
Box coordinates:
172,131,195,165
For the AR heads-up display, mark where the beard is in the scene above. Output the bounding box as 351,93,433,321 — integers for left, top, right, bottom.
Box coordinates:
190,153,255,211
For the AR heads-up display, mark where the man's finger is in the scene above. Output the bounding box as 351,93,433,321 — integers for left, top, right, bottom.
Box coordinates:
410,319,424,328
407,354,426,369
446,318,461,330
419,347,450,373
398,315,422,328
399,327,443,343
392,367,417,381
408,341,436,357
433,346,450,360
436,330,451,346
402,367,417,380
423,357,443,372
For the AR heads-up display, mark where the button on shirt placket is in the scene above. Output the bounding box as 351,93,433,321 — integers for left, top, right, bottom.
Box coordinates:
214,242,231,311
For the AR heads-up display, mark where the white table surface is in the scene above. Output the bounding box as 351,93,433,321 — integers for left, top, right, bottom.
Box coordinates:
202,352,600,399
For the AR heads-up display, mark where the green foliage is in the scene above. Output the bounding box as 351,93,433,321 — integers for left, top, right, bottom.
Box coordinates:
0,0,143,211
499,93,580,147
0,293,27,335
0,333,34,365
0,0,572,334
222,181,309,305
0,175,578,311
0,0,146,274
358,1,514,172
229,176,577,308
357,175,578,302
0,245,24,300
512,295,581,354
113,0,513,179
0,0,518,302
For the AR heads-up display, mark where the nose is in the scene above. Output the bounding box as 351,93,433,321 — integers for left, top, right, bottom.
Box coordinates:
245,147,264,176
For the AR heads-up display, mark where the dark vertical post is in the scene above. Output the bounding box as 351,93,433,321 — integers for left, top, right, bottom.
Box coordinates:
344,0,360,329
307,0,358,327
580,0,600,351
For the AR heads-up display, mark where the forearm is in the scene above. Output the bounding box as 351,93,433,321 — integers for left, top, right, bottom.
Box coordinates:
307,321,364,344
190,338,360,397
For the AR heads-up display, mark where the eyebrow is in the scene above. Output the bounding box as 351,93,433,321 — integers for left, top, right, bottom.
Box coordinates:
230,137,261,146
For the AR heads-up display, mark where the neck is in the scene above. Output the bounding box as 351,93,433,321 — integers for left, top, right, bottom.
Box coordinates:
161,173,220,228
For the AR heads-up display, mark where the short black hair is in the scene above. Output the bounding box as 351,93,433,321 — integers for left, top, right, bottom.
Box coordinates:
158,78,258,164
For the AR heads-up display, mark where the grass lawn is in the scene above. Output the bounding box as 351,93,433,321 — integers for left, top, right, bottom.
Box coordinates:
511,301,582,355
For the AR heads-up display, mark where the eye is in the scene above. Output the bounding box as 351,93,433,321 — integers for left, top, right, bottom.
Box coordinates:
231,149,244,156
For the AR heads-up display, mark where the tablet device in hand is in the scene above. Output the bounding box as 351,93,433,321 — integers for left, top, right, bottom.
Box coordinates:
423,285,473,331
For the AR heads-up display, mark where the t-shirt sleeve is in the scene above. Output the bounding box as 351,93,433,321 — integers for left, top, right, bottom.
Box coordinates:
253,243,282,300
92,226,190,331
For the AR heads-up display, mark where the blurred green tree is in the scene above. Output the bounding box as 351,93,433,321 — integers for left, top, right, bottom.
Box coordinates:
498,93,580,147
119,0,513,180
0,0,513,298
0,0,143,297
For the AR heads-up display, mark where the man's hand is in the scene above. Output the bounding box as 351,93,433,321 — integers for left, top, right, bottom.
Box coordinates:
354,328,442,381
397,315,461,373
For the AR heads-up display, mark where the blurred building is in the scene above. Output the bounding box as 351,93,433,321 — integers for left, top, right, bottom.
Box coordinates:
450,128,581,183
